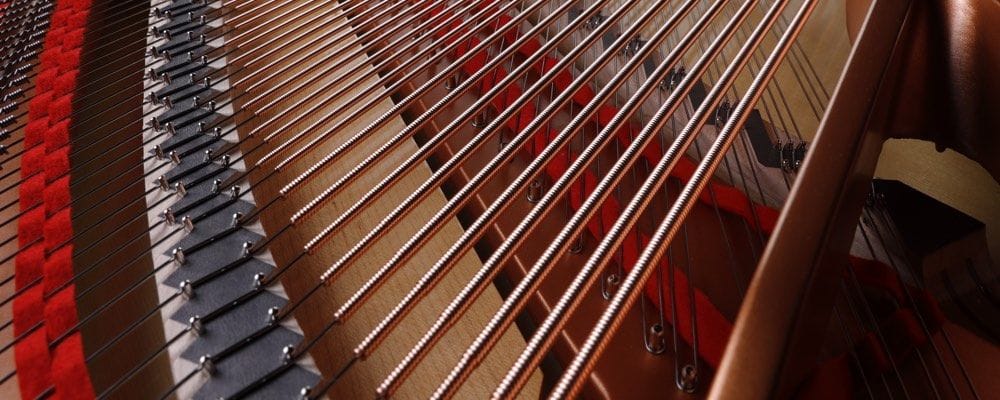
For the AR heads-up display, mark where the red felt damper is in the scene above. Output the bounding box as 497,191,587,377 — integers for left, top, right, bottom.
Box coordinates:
11,287,52,397
47,94,74,122
14,0,92,396
40,48,61,67
50,9,72,28
43,209,73,254
51,334,95,400
62,28,86,49
44,27,67,50
24,117,50,148
44,147,71,184
44,285,78,341
44,177,72,216
54,71,79,97
17,207,44,246
20,146,46,177
67,9,88,29
14,245,44,288
43,246,74,297
13,329,53,398
36,69,58,93
13,284,45,331
44,120,71,153
19,174,44,210
57,49,81,74
67,0,93,12
28,91,54,120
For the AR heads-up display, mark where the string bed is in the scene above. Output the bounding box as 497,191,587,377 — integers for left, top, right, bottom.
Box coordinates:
0,0,994,398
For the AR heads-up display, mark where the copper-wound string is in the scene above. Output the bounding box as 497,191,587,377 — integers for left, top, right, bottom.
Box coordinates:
421,0,743,395
348,0,670,392
546,0,816,397
485,0,768,394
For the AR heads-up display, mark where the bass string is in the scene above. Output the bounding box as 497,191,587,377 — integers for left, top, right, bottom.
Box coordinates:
546,1,817,397
5,0,556,394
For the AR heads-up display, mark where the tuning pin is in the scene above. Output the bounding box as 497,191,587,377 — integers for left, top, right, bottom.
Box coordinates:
150,116,162,131
220,154,231,167
199,34,206,44
240,241,254,258
161,50,171,62
213,127,222,137
253,272,266,289
174,181,187,197
267,306,281,323
189,72,197,84
187,11,194,22
200,55,208,65
163,96,173,110
282,345,295,362
207,100,216,111
162,208,176,225
181,215,194,232
200,15,206,24
645,323,666,354
229,185,241,199
165,122,176,136
299,387,312,399
623,37,645,58
678,364,698,393
147,91,160,105
160,72,171,85
444,73,460,90
211,178,223,194
714,100,731,125
203,149,213,162
232,213,244,228
147,68,157,81
203,76,211,88
152,7,161,18
156,175,169,191
187,50,194,61
153,144,165,160
471,109,491,128
172,247,186,265
179,280,194,299
526,179,543,203
585,13,604,30
189,315,203,335
197,121,206,134
162,29,171,41
199,355,215,376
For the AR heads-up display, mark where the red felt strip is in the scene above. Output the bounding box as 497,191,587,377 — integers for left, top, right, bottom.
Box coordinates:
14,0,95,397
